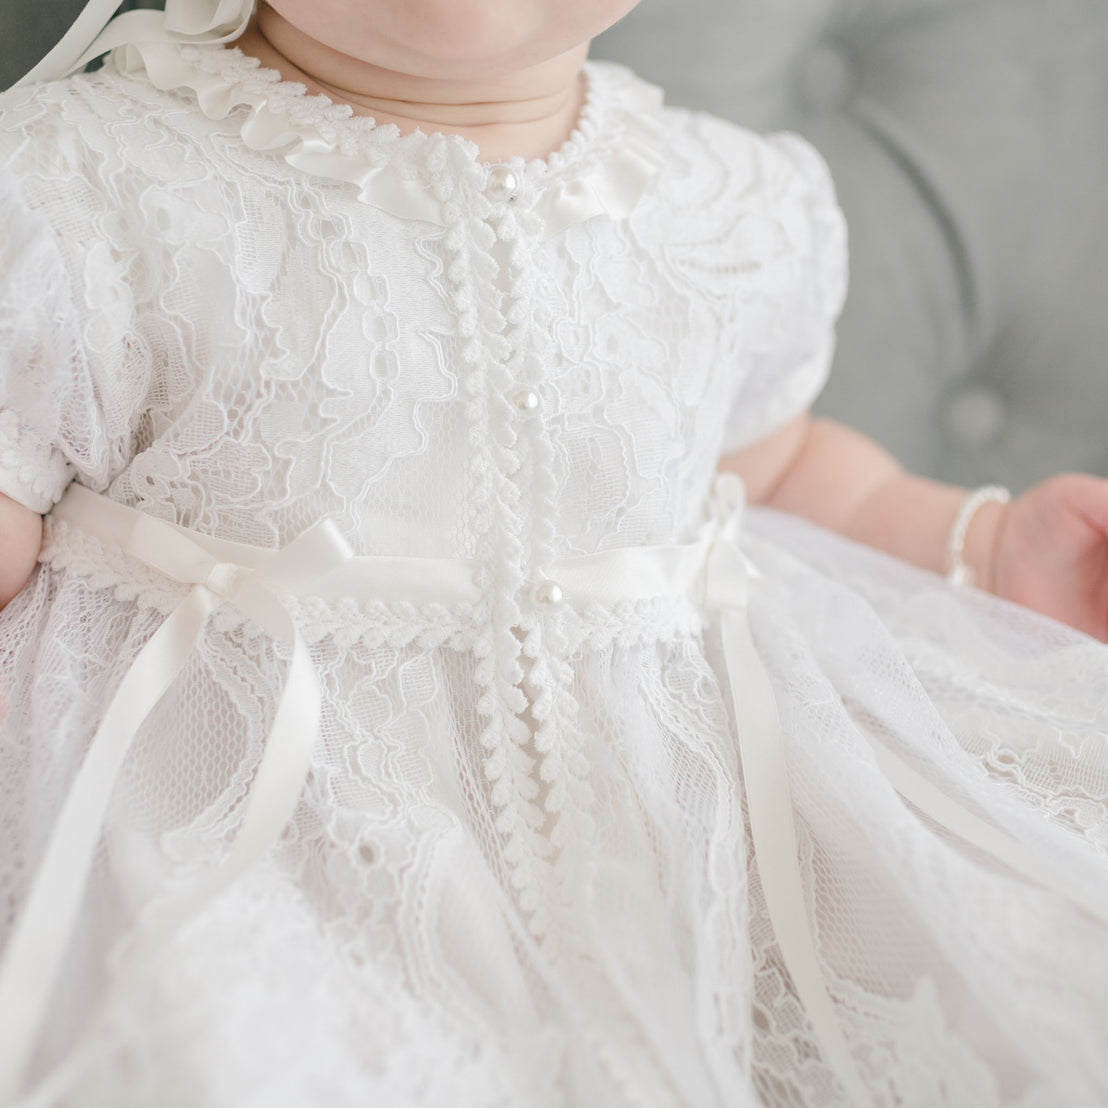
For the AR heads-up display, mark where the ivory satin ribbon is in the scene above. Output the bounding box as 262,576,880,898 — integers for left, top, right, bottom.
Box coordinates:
2,474,1107,1107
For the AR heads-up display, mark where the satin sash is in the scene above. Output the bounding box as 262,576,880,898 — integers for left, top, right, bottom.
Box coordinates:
2,474,1106,1107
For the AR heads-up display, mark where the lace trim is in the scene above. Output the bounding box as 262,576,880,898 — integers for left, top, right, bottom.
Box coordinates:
434,187,555,938
0,409,73,513
493,196,600,945
107,42,666,238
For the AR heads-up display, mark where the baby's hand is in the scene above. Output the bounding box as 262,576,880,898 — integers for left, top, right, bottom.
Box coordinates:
991,474,1108,641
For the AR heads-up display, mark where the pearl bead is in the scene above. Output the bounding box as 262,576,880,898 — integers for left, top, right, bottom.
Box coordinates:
534,581,563,606
485,165,521,203
512,389,540,412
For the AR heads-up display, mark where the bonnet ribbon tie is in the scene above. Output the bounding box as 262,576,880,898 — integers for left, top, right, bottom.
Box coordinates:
16,0,255,88
0,483,353,1106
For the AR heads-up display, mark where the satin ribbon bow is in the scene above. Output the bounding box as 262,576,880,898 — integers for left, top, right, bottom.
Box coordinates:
0,486,352,1105
16,0,256,88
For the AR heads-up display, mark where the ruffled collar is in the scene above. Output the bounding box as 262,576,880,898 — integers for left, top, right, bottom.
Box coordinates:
110,40,667,240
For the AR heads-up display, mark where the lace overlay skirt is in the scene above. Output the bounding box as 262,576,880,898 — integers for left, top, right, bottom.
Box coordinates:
2,508,1107,1108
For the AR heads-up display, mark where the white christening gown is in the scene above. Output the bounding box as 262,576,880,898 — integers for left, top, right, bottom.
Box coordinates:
0,40,1106,1108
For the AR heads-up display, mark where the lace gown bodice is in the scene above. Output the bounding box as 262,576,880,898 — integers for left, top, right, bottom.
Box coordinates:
1,40,1106,1108
0,44,840,552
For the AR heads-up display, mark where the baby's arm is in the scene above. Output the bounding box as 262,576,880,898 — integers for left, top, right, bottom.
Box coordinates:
0,492,42,608
721,412,1108,640
722,413,998,581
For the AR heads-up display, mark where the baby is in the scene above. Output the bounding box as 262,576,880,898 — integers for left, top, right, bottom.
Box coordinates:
1,2,1106,1105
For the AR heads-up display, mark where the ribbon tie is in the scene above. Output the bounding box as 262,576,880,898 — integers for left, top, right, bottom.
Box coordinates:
0,486,352,1105
15,0,256,88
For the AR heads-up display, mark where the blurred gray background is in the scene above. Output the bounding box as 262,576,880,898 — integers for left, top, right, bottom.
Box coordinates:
0,0,158,83
4,0,1108,490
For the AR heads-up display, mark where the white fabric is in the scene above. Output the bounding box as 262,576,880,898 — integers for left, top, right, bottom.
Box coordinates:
0,485,356,1103
8,475,801,1105
15,0,255,87
5,474,910,1106
0,39,1107,1108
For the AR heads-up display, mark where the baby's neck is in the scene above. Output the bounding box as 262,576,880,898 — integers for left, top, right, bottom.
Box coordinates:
236,12,588,163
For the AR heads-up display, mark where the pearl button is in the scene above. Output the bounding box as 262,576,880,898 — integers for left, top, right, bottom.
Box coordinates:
512,389,540,412
485,165,521,203
534,580,563,606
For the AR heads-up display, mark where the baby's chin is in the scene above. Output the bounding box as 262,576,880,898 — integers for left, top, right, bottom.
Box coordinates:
254,0,639,78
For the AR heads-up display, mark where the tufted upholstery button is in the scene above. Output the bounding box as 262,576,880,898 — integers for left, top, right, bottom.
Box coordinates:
945,384,1008,447
796,44,855,113
512,389,541,412
533,580,564,605
485,165,521,203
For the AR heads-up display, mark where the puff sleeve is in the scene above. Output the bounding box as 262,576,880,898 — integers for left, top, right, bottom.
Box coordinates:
0,162,87,511
718,132,848,456
0,108,149,514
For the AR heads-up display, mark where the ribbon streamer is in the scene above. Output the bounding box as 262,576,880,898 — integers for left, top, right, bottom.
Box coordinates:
703,475,875,1108
0,488,353,1105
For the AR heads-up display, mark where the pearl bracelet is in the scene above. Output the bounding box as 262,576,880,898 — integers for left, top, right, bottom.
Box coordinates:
946,485,1011,587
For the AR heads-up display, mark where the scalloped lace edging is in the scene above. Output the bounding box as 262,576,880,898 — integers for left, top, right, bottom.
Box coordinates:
107,41,666,237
